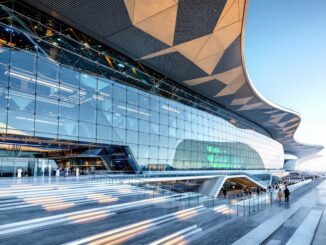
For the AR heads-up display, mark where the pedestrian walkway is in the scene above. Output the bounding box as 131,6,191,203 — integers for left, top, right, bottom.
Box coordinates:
233,178,326,245
0,177,324,244
313,208,326,245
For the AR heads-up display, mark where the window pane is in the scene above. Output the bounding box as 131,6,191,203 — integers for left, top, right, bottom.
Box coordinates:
8,92,35,113
0,89,7,110
80,104,96,123
80,73,97,91
11,50,35,73
59,67,79,120
8,109,34,134
79,122,95,139
0,65,9,85
0,46,10,66
36,58,59,97
127,130,138,144
0,107,7,132
127,88,138,105
112,128,126,143
35,114,58,134
97,110,112,126
36,97,58,116
97,78,112,110
97,125,112,141
59,118,78,139
113,84,126,101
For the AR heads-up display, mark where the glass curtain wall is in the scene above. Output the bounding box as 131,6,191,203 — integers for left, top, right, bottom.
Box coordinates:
0,44,284,170
0,2,284,171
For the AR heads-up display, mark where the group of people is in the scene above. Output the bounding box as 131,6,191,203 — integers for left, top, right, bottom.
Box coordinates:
265,184,291,204
55,166,96,177
267,184,281,192
277,186,291,204
222,184,291,205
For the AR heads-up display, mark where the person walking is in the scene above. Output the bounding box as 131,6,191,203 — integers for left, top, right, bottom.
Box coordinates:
17,167,22,178
277,189,283,203
284,186,290,203
55,168,60,177
64,167,69,177
223,189,227,198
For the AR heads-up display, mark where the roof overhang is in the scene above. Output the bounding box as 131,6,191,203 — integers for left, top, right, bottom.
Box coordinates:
25,0,324,159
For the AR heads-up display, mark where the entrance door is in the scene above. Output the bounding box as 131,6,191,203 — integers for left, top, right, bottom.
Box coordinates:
0,157,58,177
0,157,30,177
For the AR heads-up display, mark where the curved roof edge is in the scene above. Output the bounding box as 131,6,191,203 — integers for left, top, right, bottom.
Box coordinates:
241,0,323,158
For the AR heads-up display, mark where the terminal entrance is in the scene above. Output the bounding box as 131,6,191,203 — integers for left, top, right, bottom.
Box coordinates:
0,157,106,177
0,134,140,177
0,157,56,177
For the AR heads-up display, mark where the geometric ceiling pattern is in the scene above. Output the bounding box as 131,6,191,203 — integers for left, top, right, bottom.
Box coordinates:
26,0,323,158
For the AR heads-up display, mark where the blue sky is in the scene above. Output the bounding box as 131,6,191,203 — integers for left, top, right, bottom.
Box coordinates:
245,0,326,170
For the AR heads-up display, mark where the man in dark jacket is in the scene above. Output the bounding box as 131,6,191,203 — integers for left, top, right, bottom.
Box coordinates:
284,187,290,203
223,189,227,198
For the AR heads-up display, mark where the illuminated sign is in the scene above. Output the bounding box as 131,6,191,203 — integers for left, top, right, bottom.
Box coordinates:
206,145,232,168
207,145,221,163
206,146,221,154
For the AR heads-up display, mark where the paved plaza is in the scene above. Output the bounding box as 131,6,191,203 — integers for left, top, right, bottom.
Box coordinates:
0,177,324,244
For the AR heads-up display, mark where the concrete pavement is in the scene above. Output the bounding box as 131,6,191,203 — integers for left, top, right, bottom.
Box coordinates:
0,177,324,244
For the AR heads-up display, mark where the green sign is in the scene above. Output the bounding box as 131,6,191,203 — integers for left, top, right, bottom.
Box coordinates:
206,145,232,168
206,146,221,154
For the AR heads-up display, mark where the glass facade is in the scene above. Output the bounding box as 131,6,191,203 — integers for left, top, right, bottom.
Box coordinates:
0,2,284,172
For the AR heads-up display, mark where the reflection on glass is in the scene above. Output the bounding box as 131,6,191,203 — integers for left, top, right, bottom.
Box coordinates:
0,44,284,171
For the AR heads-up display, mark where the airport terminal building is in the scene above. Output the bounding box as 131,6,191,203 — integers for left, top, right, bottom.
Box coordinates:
0,0,323,185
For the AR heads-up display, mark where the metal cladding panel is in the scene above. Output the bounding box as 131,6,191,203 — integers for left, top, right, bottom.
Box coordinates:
107,26,170,58
25,0,323,158
173,0,227,45
142,51,209,82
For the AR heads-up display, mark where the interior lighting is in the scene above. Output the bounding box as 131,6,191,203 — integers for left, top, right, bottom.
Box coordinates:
117,105,150,116
117,63,125,68
161,105,180,113
16,116,62,126
104,56,113,68
7,70,73,93
45,29,53,36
